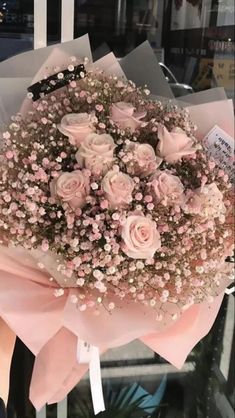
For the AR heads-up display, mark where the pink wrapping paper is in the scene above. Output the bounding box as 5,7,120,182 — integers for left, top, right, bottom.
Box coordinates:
187,99,234,140
0,245,227,409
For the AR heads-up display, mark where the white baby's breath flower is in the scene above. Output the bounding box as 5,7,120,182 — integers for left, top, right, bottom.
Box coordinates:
71,294,78,304
54,288,64,297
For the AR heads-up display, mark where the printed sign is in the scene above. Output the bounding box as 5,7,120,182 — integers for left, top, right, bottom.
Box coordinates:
204,125,234,180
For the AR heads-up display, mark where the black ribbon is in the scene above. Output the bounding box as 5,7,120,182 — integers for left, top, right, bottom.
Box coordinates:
27,63,86,101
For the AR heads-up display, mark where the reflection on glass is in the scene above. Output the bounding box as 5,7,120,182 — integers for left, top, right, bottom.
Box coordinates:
0,0,33,61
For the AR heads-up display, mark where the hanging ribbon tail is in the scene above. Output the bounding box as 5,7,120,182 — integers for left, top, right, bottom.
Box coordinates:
0,318,16,405
49,337,107,407
225,286,235,295
90,346,105,415
77,340,105,415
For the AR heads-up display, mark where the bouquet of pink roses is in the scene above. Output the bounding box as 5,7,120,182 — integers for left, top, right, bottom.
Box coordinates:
0,66,233,311
0,36,234,414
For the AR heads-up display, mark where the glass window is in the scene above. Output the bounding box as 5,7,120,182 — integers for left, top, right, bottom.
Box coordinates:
0,0,33,60
1,0,234,99
0,2,234,418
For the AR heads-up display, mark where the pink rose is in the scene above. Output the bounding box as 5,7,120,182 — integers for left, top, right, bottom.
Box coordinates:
121,214,161,259
149,170,185,206
125,142,162,176
58,113,95,146
50,170,90,210
156,124,196,163
76,133,116,176
110,102,146,133
183,183,226,218
101,169,134,208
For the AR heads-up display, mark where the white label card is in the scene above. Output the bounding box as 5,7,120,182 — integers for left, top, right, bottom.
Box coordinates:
204,125,234,180
77,340,92,364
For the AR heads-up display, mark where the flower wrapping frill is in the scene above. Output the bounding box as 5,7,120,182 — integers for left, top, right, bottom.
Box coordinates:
0,245,229,409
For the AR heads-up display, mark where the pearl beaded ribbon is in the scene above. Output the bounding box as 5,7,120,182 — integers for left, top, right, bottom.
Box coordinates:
77,340,105,415
27,64,86,101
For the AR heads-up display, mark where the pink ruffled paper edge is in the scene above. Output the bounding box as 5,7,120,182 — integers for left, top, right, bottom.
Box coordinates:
0,245,227,409
187,99,234,140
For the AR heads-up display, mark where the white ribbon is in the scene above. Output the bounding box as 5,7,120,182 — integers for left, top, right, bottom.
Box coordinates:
225,286,235,295
77,340,105,415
